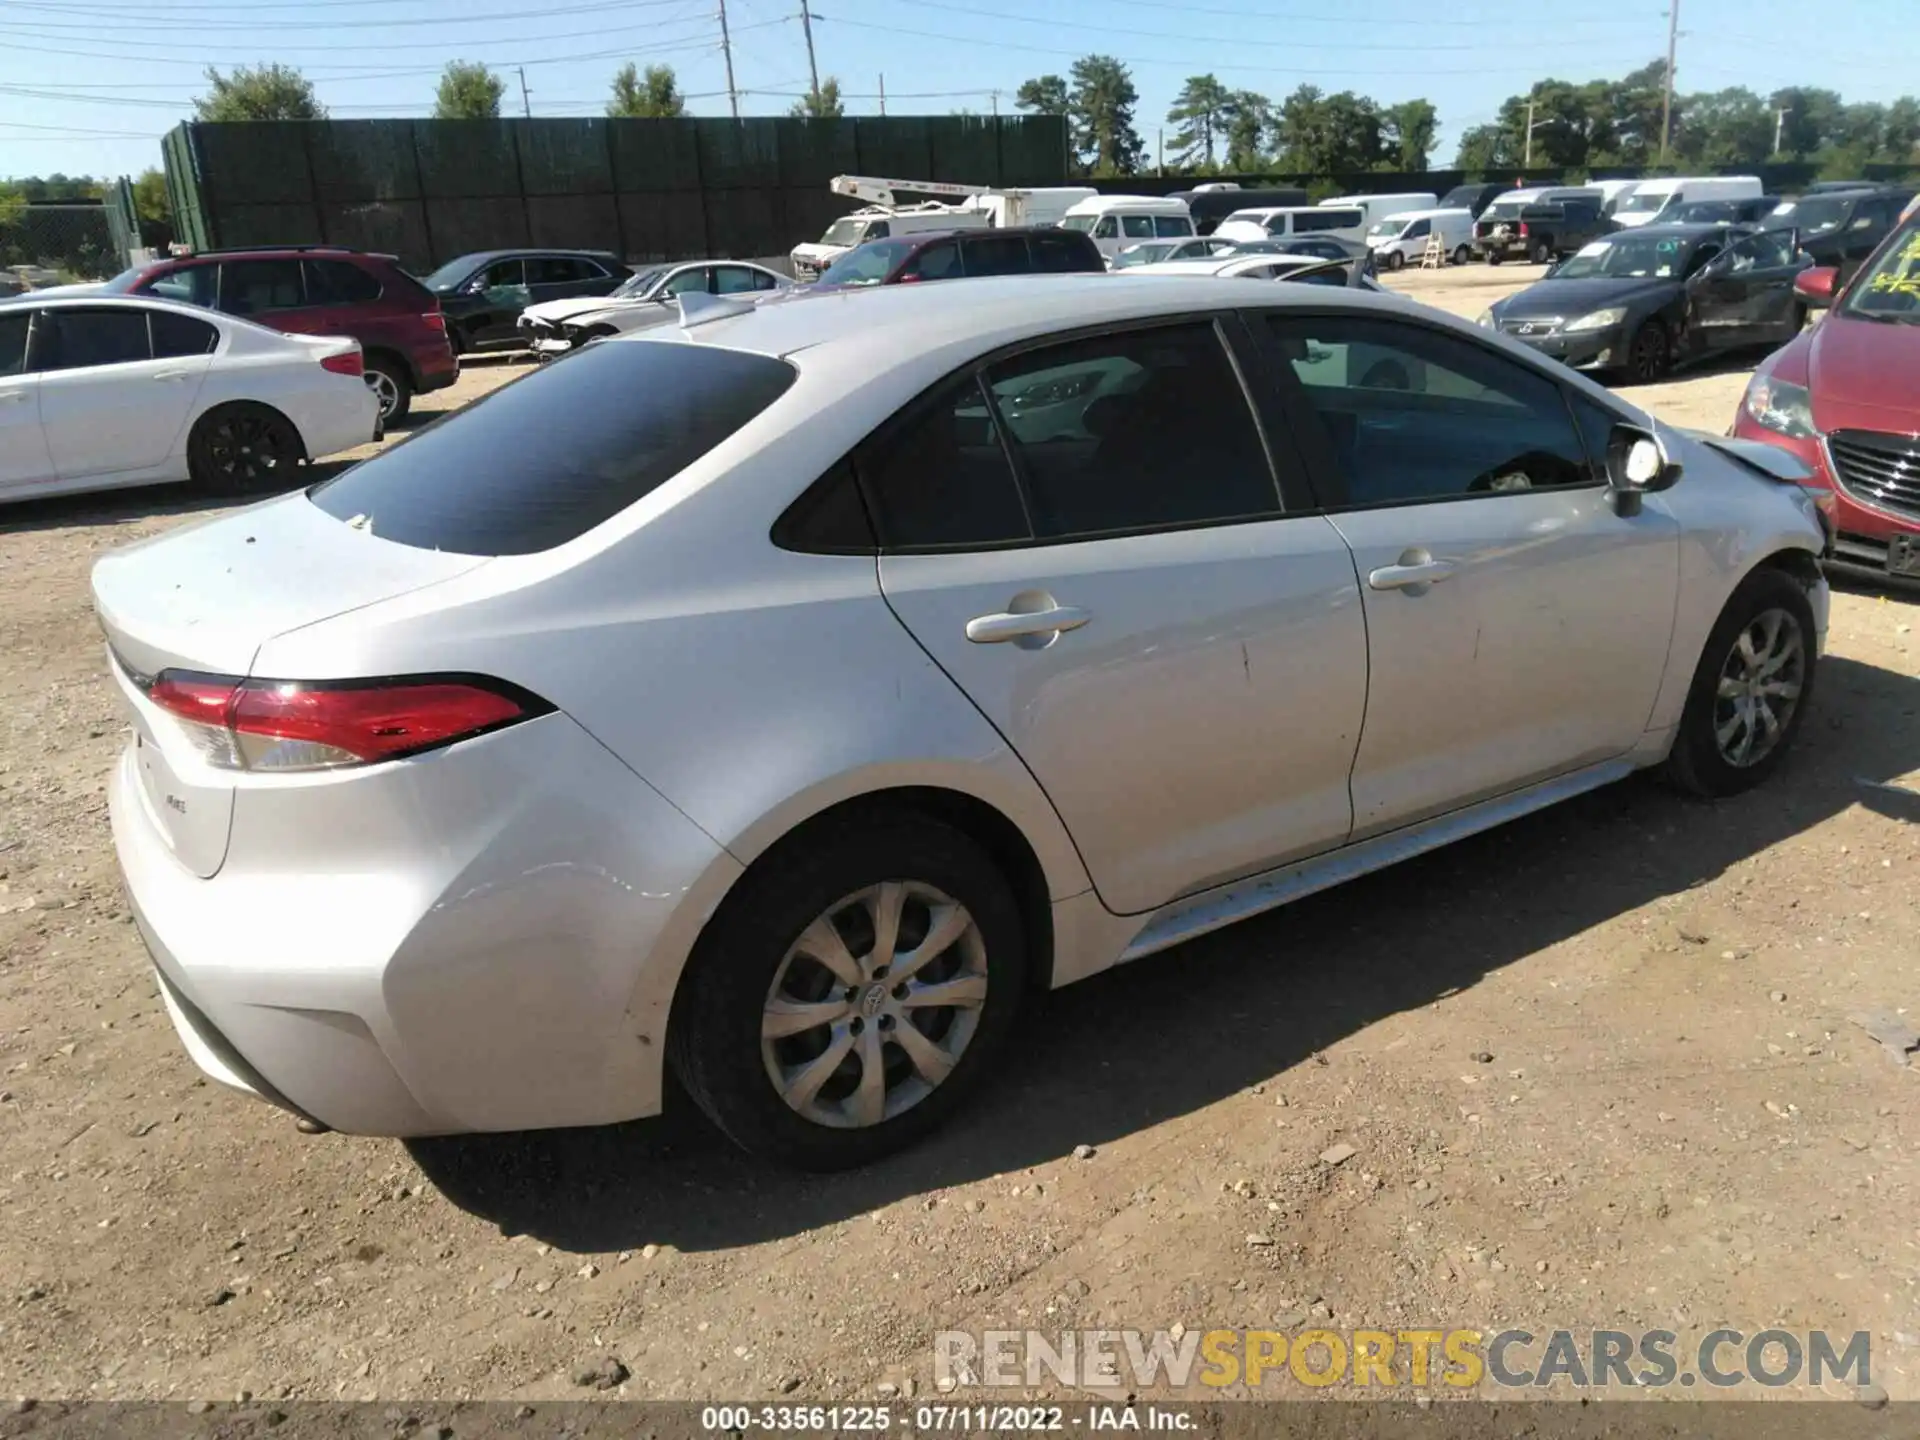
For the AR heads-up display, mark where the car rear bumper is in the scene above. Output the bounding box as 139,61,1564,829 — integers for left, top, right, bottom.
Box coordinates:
110,708,736,1137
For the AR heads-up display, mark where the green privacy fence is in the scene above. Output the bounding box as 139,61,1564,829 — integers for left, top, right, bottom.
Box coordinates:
161,116,1071,271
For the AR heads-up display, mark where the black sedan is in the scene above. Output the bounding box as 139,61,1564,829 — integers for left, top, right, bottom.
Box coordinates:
419,249,630,354
1478,223,1808,383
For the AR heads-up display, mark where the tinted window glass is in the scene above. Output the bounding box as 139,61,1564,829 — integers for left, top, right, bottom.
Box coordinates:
773,460,876,553
662,267,712,296
220,260,304,317
1031,231,1097,273
527,256,593,284
150,309,219,358
820,241,911,287
1093,217,1118,239
39,307,151,370
0,313,26,377
866,220,891,239
1269,315,1592,506
480,259,526,289
859,376,1029,549
307,341,797,556
1121,215,1155,238
962,234,1031,277
140,264,217,308
1724,230,1796,272
900,242,961,282
712,266,761,294
753,269,780,290
1296,209,1362,233
1566,391,1618,483
1404,219,1431,239
303,259,381,305
985,322,1279,540
1154,215,1193,237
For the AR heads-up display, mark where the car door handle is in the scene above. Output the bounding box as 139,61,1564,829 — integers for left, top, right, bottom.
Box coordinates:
965,605,1091,644
1368,558,1458,591
0,390,27,404
151,370,193,382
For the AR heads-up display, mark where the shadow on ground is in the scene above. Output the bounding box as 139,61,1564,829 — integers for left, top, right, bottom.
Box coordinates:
409,651,1920,1254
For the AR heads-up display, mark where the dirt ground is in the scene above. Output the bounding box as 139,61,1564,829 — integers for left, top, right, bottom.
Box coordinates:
4,269,1919,1407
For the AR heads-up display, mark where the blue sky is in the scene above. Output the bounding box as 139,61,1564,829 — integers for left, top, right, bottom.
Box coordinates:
1,0,1913,180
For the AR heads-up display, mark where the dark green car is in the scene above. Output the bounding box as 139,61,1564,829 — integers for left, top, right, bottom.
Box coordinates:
421,249,630,355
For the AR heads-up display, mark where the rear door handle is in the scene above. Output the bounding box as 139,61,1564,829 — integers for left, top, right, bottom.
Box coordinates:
966,605,1091,644
152,370,192,382
1368,558,1458,591
0,390,28,404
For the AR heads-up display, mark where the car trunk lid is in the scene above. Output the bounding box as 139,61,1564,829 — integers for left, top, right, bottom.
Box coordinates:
93,494,489,876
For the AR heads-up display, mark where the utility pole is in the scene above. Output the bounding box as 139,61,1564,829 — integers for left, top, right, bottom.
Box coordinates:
798,0,820,102
1524,96,1535,168
517,65,531,119
990,90,999,117
1773,104,1790,156
718,0,739,119
1659,0,1680,162
878,74,886,116
1157,127,1164,176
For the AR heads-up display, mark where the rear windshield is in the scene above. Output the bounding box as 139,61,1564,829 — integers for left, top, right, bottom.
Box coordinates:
307,340,797,556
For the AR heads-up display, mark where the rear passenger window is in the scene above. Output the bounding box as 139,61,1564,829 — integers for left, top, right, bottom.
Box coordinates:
150,310,219,358
984,322,1279,540
1154,216,1194,237
858,377,1031,549
307,341,797,556
1121,215,1155,238
0,312,26,376
39,308,151,370
1030,231,1096,273
962,235,1031,277
303,259,382,305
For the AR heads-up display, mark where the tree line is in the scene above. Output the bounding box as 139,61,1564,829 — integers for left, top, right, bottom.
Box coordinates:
185,61,845,124
1015,56,1920,179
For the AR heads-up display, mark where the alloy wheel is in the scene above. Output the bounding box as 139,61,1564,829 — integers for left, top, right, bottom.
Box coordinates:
1629,325,1668,383
364,368,400,420
761,881,988,1129
1713,607,1806,768
202,412,293,488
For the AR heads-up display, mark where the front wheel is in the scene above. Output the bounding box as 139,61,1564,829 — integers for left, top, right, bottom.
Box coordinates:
186,403,304,495
1625,321,1670,384
669,811,1028,1170
1386,249,1405,271
1451,245,1472,266
1662,567,1817,798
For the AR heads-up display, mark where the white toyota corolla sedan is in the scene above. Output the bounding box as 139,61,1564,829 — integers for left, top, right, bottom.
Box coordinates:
95,275,1830,1170
2,294,378,504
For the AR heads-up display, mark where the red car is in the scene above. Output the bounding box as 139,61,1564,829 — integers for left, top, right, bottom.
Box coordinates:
100,245,456,423
1733,208,1920,580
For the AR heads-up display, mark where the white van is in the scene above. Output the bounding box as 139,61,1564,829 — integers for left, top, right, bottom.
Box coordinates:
959,186,1098,228
1611,176,1763,229
1321,192,1439,229
1366,207,1475,269
1213,205,1367,245
1060,195,1195,261
1590,179,1641,216
791,204,989,279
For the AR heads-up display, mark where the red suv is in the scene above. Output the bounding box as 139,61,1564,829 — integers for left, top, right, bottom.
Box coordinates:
101,245,456,422
1732,207,1920,581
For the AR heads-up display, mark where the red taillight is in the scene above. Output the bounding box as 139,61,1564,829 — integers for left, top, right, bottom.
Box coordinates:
144,671,544,772
1517,222,1530,237
422,311,446,332
320,350,363,377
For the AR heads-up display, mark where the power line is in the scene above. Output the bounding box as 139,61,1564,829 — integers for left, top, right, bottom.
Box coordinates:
1,0,694,17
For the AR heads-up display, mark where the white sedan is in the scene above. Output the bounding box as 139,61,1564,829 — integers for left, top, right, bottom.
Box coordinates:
0,295,378,505
96,275,1827,1169
518,259,790,356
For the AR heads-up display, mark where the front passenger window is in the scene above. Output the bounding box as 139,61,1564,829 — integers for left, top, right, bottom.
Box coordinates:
37,308,152,371
1268,315,1593,507
1093,217,1118,240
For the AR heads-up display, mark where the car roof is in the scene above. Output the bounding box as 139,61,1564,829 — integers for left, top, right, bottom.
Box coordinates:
632,271,1412,362
1615,222,1744,240
447,247,621,262
10,292,231,316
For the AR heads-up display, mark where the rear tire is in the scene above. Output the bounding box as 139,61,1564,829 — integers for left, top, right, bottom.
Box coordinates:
1451,245,1471,265
1530,238,1554,265
1488,253,1504,266
1662,567,1817,799
363,356,412,424
186,403,304,496
669,810,1029,1170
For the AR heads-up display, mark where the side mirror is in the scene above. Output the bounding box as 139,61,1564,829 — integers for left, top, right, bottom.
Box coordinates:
1606,424,1682,518
1794,266,1838,308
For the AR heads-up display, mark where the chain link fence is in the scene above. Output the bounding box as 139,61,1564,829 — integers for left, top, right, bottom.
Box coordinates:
0,203,125,289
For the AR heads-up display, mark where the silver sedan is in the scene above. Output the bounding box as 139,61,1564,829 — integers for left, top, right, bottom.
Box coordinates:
96,274,1829,1169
